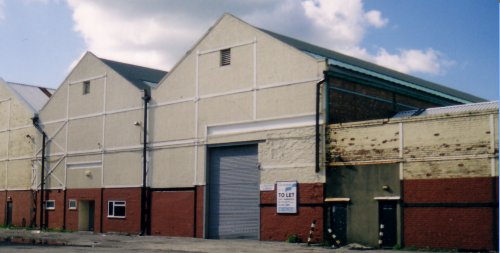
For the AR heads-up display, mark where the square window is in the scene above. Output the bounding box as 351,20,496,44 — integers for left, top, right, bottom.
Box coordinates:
46,200,55,210
220,48,231,66
83,81,90,95
68,199,77,210
108,200,126,218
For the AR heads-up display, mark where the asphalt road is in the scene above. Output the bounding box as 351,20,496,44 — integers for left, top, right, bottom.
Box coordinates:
0,229,438,253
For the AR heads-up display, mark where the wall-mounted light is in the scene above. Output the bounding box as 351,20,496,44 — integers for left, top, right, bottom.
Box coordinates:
7,196,12,202
85,170,92,177
382,185,390,191
133,121,141,126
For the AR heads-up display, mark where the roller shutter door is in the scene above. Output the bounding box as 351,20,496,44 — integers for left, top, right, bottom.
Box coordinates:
208,145,259,239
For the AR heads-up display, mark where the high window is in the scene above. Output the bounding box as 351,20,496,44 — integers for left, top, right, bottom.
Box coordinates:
68,199,77,210
83,81,91,95
220,48,231,66
108,200,126,218
46,200,55,210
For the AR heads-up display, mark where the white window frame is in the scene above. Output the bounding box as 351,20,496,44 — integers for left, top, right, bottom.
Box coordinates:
68,199,77,210
107,200,126,218
46,200,55,210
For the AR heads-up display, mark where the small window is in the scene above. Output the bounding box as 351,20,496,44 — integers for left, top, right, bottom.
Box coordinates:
46,200,55,210
83,81,90,95
68,199,77,210
220,48,231,66
108,200,126,218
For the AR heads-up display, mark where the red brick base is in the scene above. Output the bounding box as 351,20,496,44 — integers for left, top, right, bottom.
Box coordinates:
0,190,33,227
404,177,498,250
150,186,204,237
260,183,324,242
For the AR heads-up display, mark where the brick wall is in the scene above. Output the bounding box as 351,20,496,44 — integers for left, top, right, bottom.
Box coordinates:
150,190,195,237
43,190,65,229
404,177,498,250
260,183,323,242
328,77,438,124
0,191,5,225
195,186,204,238
404,208,494,250
8,190,33,227
65,188,102,232
102,188,141,234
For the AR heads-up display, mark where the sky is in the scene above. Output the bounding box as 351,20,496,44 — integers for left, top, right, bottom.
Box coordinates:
0,0,498,100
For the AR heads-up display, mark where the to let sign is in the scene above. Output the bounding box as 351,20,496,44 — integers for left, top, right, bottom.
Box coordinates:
276,181,297,213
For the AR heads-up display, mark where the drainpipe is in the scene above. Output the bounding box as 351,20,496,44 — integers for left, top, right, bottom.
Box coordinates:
32,115,46,229
140,89,151,235
315,78,325,173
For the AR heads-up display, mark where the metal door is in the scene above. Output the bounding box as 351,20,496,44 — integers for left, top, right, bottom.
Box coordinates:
379,201,397,248
6,202,12,226
208,145,259,239
328,204,347,246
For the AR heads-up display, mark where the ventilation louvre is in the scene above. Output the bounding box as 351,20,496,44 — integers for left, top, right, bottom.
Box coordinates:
220,48,231,66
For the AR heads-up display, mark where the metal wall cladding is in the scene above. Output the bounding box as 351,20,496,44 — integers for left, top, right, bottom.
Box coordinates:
208,145,260,239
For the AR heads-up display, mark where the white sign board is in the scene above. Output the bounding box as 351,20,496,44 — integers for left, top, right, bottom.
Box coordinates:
260,183,275,191
276,181,297,213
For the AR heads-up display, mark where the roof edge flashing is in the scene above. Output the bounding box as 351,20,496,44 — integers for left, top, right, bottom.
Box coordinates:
327,59,473,104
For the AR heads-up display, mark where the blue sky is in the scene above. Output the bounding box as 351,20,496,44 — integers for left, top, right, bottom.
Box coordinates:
0,0,498,100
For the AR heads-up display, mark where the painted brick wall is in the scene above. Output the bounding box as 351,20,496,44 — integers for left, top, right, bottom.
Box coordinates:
260,183,323,242
103,188,141,234
150,190,195,237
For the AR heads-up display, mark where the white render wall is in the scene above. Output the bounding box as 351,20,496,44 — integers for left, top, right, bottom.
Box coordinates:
150,14,327,188
37,53,147,189
0,81,38,190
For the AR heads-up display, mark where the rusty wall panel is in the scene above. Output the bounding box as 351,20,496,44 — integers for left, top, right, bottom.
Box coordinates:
329,123,400,162
403,159,490,179
403,114,490,158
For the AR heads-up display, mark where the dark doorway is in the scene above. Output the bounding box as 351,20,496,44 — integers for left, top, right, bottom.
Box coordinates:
328,203,347,246
6,201,12,226
379,201,397,248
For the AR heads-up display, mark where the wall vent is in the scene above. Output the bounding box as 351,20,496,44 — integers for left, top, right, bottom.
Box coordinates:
220,48,231,66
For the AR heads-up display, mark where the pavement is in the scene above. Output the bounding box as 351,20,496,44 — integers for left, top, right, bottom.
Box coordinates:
0,228,443,253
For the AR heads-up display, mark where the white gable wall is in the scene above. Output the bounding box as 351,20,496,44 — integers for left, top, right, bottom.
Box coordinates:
151,14,326,188
37,53,147,189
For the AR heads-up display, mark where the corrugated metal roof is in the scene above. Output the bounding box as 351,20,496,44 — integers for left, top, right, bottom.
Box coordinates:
99,58,167,90
259,29,485,104
4,81,54,113
392,101,498,118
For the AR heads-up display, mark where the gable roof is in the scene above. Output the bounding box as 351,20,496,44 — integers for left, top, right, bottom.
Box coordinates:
100,58,167,90
260,29,485,104
2,79,54,113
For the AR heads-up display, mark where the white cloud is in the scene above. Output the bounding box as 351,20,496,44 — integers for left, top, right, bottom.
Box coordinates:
65,0,451,76
301,0,449,75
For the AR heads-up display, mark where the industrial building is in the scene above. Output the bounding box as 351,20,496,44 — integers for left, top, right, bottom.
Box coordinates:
0,78,53,227
0,14,496,250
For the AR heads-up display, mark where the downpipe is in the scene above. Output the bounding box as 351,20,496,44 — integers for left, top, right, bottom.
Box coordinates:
315,78,325,173
140,90,151,236
32,115,47,229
